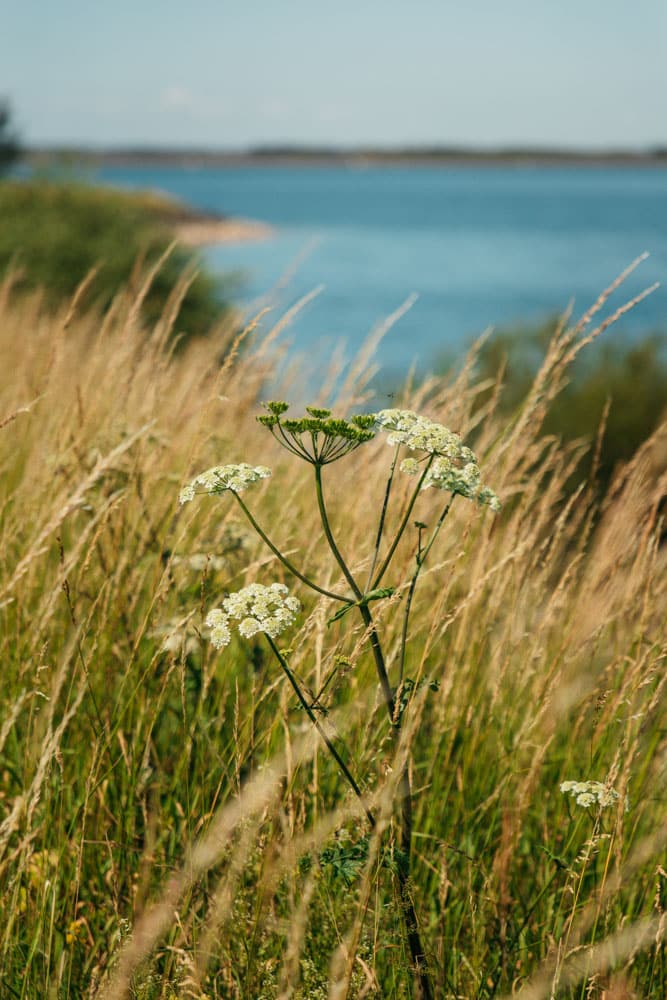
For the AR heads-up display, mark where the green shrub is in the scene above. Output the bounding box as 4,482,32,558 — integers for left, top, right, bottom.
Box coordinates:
0,179,229,339
448,318,667,492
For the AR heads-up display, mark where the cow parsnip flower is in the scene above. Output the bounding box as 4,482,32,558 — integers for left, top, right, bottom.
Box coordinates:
179,463,272,504
560,779,627,811
206,609,232,649
374,409,466,459
205,583,301,648
257,401,375,464
388,411,501,512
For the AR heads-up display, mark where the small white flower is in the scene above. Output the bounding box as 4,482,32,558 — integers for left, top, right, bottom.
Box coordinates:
476,486,502,513
179,463,271,503
207,583,301,650
375,409,463,458
238,617,261,638
205,608,232,649
560,779,627,811
179,483,196,504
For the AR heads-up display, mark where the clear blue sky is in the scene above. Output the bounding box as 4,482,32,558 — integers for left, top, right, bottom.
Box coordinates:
3,0,665,149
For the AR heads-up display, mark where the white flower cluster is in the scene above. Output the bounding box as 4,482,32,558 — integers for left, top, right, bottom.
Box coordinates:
205,583,301,648
560,780,627,811
375,409,470,459
400,457,501,512
375,409,501,511
179,463,271,504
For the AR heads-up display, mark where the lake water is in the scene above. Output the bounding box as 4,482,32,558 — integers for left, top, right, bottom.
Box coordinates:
96,164,667,378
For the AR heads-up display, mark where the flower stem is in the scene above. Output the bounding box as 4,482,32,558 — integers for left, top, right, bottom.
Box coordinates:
232,492,352,605
366,444,400,591
265,635,375,830
397,495,455,684
371,454,435,591
313,464,364,601
314,465,396,717
313,463,433,999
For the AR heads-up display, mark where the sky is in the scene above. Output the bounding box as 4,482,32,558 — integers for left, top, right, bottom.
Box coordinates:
2,0,666,150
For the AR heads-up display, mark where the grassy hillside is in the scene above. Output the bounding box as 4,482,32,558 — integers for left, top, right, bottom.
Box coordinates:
0,271,665,999
0,179,228,340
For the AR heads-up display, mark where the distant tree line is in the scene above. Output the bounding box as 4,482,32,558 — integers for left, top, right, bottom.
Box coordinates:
0,99,21,174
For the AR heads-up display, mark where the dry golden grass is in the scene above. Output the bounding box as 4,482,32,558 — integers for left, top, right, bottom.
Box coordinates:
0,264,665,999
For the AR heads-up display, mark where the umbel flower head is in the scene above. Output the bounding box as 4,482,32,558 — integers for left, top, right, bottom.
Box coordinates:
257,401,375,464
206,582,301,648
375,409,470,459
376,409,501,512
560,779,628,811
179,463,271,504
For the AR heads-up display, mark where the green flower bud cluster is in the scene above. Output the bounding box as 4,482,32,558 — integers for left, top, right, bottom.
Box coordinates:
258,402,375,464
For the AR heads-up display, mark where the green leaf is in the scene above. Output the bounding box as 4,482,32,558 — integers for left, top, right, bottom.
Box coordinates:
327,588,396,626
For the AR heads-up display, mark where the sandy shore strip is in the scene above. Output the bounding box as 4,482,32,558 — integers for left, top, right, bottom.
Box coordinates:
134,189,275,247
173,216,274,247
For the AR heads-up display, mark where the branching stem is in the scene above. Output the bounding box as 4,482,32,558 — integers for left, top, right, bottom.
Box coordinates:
313,462,433,999
366,443,400,590
371,454,435,590
232,491,352,605
265,635,375,830
397,494,455,684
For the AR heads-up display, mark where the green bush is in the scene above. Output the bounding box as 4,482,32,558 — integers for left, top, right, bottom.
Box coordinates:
0,179,229,339
455,318,667,492
0,99,21,175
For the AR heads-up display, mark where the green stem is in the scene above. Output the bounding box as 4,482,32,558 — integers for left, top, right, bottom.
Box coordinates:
398,576,420,689
396,814,434,1000
366,444,400,591
233,492,351,604
313,463,433,999
265,635,375,829
371,454,435,591
397,495,455,684
313,463,364,601
314,464,396,719
355,606,432,999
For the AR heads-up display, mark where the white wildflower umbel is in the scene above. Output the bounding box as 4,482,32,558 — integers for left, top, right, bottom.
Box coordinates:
179,463,271,504
560,779,627,811
377,409,501,512
205,583,301,649
375,409,466,459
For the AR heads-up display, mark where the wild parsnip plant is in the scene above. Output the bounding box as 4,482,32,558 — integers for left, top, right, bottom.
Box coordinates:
180,403,502,997
0,259,665,999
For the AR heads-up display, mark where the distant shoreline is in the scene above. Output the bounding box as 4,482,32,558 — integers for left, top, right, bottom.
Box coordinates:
25,146,667,170
124,192,275,246
171,213,274,247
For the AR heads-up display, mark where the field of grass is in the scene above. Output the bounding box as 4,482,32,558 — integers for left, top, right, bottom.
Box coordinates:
0,263,665,1000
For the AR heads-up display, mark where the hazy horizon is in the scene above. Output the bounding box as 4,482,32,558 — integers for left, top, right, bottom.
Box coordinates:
4,1,666,151
23,140,667,156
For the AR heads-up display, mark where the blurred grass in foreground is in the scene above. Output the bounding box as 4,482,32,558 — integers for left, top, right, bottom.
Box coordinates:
0,263,665,999
0,179,229,341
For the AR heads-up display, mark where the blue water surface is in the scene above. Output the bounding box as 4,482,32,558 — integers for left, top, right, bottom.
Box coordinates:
95,164,667,377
